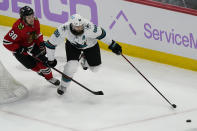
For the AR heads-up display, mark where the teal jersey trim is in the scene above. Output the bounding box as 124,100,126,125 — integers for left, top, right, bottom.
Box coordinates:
96,28,106,40
62,76,71,82
45,41,56,49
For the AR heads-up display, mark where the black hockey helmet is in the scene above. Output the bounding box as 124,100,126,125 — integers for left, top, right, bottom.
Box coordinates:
19,6,34,20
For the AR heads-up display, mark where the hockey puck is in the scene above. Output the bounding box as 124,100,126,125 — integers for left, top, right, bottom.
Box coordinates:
186,119,191,123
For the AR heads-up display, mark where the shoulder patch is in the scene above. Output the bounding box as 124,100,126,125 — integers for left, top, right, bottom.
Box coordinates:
18,23,24,30
54,29,60,37
93,24,98,33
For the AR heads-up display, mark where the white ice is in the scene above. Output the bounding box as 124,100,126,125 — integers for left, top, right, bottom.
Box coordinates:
0,25,197,131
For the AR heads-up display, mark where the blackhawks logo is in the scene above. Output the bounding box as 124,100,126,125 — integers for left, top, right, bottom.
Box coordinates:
27,31,37,43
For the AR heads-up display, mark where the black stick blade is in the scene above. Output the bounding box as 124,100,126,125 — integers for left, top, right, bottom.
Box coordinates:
93,91,104,95
172,104,177,108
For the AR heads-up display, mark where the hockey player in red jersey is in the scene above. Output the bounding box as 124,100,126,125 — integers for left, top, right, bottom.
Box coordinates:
3,6,60,86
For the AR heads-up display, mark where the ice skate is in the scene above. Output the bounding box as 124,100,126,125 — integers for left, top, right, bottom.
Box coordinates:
47,77,60,86
57,85,67,95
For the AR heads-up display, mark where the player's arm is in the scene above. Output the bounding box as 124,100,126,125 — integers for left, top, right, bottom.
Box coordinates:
3,25,23,54
45,24,68,67
30,18,46,58
88,23,122,55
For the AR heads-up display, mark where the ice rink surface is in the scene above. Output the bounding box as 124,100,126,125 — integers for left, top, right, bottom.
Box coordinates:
0,26,197,131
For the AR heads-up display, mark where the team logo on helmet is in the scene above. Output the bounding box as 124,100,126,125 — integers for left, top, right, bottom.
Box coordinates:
70,14,84,26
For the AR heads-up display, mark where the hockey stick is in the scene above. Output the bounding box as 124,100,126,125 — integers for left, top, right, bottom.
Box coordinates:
32,55,104,95
121,54,177,108
50,67,104,95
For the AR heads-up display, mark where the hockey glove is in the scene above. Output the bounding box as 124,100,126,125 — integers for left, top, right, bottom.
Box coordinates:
46,59,57,68
39,41,46,55
31,44,45,57
108,40,122,55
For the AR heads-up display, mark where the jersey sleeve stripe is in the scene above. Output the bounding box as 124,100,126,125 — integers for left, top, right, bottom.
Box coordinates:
96,28,106,40
3,39,13,45
45,41,56,49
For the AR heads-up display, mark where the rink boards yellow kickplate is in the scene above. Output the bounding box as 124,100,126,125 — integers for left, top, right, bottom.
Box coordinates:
1,15,197,71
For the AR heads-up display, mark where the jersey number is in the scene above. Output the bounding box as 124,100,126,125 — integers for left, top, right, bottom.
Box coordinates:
54,29,60,37
9,31,18,40
93,24,97,33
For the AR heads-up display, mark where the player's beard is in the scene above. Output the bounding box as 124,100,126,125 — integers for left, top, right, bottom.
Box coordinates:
70,24,84,35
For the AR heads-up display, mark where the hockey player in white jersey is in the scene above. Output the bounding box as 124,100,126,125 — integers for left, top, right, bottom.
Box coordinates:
45,14,122,95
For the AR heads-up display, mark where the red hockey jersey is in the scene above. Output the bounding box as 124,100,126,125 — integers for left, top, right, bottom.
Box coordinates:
3,18,43,52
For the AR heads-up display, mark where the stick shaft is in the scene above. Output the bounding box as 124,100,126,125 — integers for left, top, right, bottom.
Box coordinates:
31,55,103,95
121,54,174,106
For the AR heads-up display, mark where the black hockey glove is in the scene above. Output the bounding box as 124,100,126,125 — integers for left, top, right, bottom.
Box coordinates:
14,46,28,55
108,40,122,55
39,41,46,55
31,43,45,57
46,59,57,68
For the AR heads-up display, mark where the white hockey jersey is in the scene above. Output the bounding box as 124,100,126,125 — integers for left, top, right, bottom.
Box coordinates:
46,19,113,61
